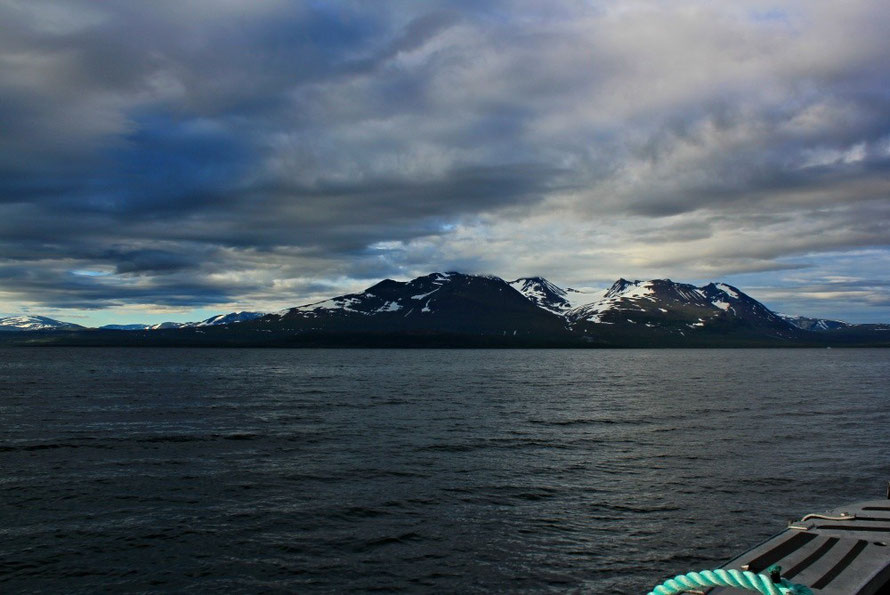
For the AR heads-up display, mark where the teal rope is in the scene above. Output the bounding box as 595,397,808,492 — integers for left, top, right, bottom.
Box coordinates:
646,568,813,595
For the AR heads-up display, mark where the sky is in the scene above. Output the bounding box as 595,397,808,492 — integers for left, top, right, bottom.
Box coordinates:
1,0,889,326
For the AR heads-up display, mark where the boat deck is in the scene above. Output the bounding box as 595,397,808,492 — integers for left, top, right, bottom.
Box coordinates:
707,500,890,594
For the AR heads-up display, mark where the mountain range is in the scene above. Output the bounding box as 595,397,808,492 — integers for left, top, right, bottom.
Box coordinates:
0,311,265,332
2,272,888,347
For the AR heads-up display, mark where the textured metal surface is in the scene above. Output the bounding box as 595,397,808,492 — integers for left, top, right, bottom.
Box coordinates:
709,500,890,594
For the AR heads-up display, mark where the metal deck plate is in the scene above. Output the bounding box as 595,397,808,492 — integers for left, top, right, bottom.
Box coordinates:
706,500,890,594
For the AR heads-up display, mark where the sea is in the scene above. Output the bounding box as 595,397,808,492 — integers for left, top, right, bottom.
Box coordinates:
2,347,889,593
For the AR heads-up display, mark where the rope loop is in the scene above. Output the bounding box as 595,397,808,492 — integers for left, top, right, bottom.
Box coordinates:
647,568,813,595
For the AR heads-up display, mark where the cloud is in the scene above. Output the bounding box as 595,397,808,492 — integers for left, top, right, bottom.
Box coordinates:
1,0,889,323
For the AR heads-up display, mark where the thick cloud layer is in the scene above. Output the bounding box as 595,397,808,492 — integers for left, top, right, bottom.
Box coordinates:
1,0,889,323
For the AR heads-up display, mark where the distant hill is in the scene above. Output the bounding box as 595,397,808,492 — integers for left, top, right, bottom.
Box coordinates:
779,315,851,332
97,312,266,331
2,311,265,333
0,315,86,332
3,273,888,347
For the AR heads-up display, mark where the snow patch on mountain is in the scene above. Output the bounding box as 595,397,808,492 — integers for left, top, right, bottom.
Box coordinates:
411,289,438,300
564,287,603,308
715,283,739,299
149,321,188,330
376,301,403,313
712,300,731,311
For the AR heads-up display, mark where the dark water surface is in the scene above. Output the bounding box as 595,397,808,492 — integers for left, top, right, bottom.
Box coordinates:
2,348,889,593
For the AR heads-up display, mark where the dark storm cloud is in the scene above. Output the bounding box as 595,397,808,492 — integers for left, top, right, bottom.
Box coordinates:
0,2,493,308
0,261,234,310
233,162,567,249
110,248,205,275
1,1,889,319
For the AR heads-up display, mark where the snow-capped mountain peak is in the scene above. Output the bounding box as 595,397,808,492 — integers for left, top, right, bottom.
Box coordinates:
263,272,568,338
509,277,572,313
280,272,492,319
558,278,796,336
699,282,784,324
603,279,656,299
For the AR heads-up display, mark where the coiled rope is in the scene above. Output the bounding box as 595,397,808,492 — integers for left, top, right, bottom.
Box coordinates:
646,568,813,595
